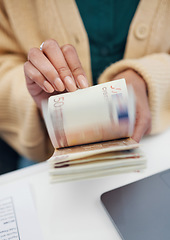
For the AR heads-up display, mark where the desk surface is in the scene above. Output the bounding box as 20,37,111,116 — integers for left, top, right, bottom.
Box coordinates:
0,129,170,240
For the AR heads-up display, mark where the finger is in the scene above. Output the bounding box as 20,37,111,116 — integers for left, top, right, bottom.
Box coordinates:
132,111,151,142
28,47,65,92
24,61,54,93
42,39,77,92
132,122,146,143
61,44,89,88
25,74,43,97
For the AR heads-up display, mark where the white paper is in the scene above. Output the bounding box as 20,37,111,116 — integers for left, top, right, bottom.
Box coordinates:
0,182,43,240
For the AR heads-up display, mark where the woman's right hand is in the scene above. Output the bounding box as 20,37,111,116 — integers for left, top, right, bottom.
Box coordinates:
24,39,89,110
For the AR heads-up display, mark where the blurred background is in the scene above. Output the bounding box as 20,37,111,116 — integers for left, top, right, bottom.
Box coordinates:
0,138,36,175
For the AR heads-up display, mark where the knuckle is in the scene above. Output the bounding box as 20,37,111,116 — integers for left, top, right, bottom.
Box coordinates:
61,44,75,55
28,48,38,60
44,39,58,50
57,66,70,75
72,66,82,75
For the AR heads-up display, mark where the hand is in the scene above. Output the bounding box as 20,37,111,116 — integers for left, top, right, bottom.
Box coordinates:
24,39,89,110
113,69,151,142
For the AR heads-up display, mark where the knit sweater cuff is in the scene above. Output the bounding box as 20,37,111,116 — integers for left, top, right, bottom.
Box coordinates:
98,53,170,134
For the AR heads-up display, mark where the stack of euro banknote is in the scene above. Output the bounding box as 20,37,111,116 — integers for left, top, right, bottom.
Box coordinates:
42,79,146,182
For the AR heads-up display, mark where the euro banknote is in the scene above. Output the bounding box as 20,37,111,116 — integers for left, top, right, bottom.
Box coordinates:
42,79,147,182
49,164,146,183
47,138,146,183
42,79,135,148
48,139,146,182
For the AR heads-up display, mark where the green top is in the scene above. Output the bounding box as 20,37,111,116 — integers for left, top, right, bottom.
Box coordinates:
76,0,140,85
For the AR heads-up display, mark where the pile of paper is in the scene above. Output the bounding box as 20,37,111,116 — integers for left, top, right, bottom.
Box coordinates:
48,138,146,182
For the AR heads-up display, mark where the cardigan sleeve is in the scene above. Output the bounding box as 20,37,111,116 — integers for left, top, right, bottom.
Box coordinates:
0,3,53,161
98,53,170,135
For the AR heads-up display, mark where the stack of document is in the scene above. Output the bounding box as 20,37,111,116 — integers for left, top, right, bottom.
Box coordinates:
48,138,146,182
43,79,146,182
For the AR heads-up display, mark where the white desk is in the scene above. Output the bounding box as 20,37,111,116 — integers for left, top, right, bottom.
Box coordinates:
0,129,170,240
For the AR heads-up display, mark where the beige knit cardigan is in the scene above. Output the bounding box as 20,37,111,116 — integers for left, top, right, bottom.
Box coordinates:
0,0,170,161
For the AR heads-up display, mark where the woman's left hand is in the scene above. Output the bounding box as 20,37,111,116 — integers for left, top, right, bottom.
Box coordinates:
113,69,151,142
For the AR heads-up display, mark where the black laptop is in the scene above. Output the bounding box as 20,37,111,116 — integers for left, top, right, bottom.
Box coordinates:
101,169,170,240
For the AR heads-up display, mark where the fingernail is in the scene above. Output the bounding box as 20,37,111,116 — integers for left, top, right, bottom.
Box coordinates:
77,75,89,88
44,80,54,93
54,77,65,91
64,76,77,91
